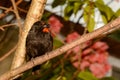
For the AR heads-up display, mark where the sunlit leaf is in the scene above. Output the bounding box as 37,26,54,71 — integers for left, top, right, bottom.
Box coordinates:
56,76,67,80
83,4,95,32
96,0,104,4
64,4,74,20
114,9,120,17
87,17,95,32
73,2,82,14
78,71,98,80
68,0,81,2
95,1,114,21
101,14,107,24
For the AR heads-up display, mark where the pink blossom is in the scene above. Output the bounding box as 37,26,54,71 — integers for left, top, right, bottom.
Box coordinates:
48,16,63,35
97,52,108,63
64,33,111,78
65,32,80,54
104,63,111,72
80,60,90,70
89,63,106,78
65,32,80,43
82,48,93,56
92,41,109,51
88,53,99,63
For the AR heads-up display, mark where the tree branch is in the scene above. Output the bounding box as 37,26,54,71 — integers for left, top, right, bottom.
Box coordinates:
10,0,47,70
0,23,17,31
0,0,22,19
0,17,120,80
0,45,17,62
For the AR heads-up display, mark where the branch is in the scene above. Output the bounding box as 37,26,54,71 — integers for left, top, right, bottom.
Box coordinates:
10,0,22,71
0,0,22,19
0,17,120,80
0,23,17,31
0,45,17,62
10,0,47,70
10,0,22,28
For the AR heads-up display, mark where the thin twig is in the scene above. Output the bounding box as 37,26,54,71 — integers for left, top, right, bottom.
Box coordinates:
0,17,120,80
10,0,22,31
0,23,17,31
17,7,28,13
0,0,23,19
0,6,13,11
0,45,17,62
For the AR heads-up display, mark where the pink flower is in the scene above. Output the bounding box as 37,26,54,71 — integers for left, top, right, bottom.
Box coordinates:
89,63,111,78
91,41,109,51
82,48,93,56
88,53,99,63
48,16,63,35
65,32,80,43
80,60,90,70
104,63,111,72
97,52,108,63
65,32,80,54
89,63,106,78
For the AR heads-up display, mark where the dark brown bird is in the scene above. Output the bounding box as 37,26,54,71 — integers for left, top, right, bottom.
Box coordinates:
26,21,53,74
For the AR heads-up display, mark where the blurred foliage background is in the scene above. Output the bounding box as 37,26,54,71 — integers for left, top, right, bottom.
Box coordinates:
0,0,120,80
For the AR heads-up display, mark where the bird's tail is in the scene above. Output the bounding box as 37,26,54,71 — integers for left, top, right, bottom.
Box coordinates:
32,65,41,75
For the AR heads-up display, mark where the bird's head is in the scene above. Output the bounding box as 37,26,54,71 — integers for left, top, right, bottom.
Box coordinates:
33,21,50,33
42,23,50,33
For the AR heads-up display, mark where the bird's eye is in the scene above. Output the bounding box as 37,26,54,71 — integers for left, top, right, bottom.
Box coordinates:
43,24,50,28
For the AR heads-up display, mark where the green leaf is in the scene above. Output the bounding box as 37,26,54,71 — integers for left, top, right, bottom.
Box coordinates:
73,2,82,14
101,14,107,24
68,0,81,2
114,9,120,17
62,76,67,80
83,4,95,32
50,75,59,80
83,5,90,22
41,61,52,69
78,71,98,80
95,1,114,21
53,65,61,74
96,0,104,4
53,37,63,49
100,77,115,80
87,17,95,32
21,70,33,80
64,4,74,20
108,30,120,42
42,12,52,21
52,0,66,8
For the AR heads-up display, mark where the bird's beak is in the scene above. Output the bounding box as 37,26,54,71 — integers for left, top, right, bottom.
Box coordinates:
42,28,49,33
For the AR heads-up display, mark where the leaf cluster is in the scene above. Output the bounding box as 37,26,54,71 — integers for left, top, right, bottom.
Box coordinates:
51,0,120,32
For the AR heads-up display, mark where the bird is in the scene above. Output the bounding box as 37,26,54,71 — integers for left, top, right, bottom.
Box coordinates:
26,21,53,74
